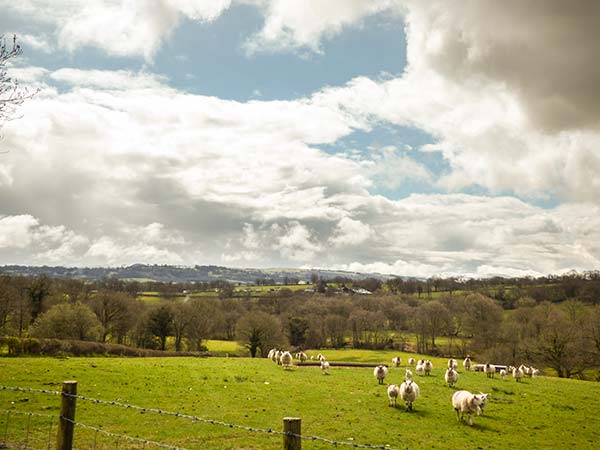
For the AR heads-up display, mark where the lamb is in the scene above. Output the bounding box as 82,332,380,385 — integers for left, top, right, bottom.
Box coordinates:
321,360,330,375
405,369,413,381
374,365,388,384
408,357,416,366
463,357,472,371
415,361,425,377
279,351,293,369
387,384,400,407
512,366,524,382
499,369,507,380
445,368,459,387
448,358,458,370
399,380,420,411
452,390,486,426
424,360,433,376
392,356,401,367
484,363,496,378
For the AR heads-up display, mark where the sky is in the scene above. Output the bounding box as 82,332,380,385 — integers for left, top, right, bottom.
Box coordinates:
1,0,600,278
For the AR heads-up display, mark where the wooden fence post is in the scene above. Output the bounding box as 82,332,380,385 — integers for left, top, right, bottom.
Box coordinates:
283,417,301,450
56,381,77,450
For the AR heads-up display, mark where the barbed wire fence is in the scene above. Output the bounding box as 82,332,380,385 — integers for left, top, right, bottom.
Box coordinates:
0,384,401,450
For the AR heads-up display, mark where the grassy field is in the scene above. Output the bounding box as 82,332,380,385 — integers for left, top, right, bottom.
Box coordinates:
0,353,599,450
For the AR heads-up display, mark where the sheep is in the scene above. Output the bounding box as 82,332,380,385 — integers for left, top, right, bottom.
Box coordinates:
296,351,308,363
374,365,388,384
392,356,401,367
275,350,282,365
499,369,507,380
415,361,425,377
484,363,496,378
317,353,325,362
521,365,532,377
399,380,420,411
448,358,458,370
463,357,472,371
267,348,276,360
424,360,433,376
321,360,330,375
387,384,400,407
279,351,293,369
270,349,279,363
531,368,540,377
445,368,459,387
405,369,413,381
408,357,416,366
452,390,486,426
477,393,490,416
513,366,524,382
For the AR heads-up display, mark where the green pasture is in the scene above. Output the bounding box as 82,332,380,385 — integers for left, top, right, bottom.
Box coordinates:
1,354,598,450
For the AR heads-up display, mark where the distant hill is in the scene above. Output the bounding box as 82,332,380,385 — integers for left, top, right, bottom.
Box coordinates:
0,264,397,284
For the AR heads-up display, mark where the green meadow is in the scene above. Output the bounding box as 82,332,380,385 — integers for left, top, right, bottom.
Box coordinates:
1,352,599,450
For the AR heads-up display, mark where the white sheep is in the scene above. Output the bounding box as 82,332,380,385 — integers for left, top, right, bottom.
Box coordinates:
275,350,282,365
279,351,293,369
513,366,524,382
317,353,325,362
452,390,486,426
484,363,496,378
408,357,416,366
463,357,472,371
522,365,532,377
499,369,507,380
399,380,420,411
270,349,279,363
405,369,413,381
445,368,459,387
448,358,458,370
531,368,540,377
267,348,276,360
387,384,400,407
374,365,388,384
392,356,401,367
321,360,330,375
424,360,433,376
415,361,425,377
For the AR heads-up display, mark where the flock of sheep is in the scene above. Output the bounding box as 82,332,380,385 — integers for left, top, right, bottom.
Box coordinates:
266,349,540,426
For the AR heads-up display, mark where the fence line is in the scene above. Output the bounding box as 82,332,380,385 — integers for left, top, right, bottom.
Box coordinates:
0,384,397,450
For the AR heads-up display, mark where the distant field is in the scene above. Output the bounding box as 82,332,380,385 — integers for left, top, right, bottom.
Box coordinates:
1,353,599,449
205,339,243,354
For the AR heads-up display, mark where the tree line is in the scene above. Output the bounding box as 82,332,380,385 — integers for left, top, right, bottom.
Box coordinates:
0,273,599,379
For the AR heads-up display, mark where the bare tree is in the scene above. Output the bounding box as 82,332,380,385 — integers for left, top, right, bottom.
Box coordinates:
1,34,36,144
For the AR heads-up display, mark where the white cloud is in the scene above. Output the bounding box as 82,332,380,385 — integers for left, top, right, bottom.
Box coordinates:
329,217,374,247
0,215,39,248
272,221,322,262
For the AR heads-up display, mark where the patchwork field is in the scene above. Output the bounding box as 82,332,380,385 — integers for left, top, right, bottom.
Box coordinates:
1,352,599,450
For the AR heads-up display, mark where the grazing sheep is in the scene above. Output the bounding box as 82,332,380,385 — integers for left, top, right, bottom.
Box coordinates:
399,380,420,411
267,348,276,360
408,357,416,366
387,384,400,407
270,349,279,363
521,365,532,377
499,369,507,380
424,360,433,376
463,357,472,371
531,368,540,377
374,365,388,384
445,368,459,387
477,393,490,416
317,353,326,362
415,361,425,377
279,351,293,369
392,356,401,367
452,390,486,426
484,363,496,378
275,350,282,365
448,359,458,370
321,360,330,375
513,366,524,382
405,369,413,381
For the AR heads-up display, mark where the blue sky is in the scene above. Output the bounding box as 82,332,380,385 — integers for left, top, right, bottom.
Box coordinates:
1,1,599,277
